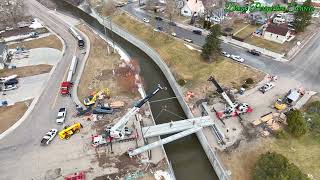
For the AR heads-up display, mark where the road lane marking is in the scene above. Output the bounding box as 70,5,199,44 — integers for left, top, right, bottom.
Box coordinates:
51,64,70,109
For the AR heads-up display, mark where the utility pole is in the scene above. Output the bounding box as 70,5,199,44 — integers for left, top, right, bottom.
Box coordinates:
103,18,110,55
109,16,115,53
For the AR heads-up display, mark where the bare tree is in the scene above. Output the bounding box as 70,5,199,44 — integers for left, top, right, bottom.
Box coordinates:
0,0,25,28
101,0,116,17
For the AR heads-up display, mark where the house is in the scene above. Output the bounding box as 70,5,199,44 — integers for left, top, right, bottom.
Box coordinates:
181,0,205,17
263,24,290,44
0,42,8,69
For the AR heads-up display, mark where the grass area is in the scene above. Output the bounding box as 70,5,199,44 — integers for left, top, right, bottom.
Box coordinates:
0,99,32,133
0,64,52,78
245,36,287,54
8,35,63,51
234,25,258,39
221,97,320,180
112,13,264,89
270,134,320,179
229,21,249,35
77,24,136,101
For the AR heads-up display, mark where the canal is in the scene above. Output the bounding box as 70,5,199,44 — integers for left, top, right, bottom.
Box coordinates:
50,1,218,179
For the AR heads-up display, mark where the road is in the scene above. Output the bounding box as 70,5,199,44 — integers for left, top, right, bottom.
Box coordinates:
123,2,320,92
0,0,83,179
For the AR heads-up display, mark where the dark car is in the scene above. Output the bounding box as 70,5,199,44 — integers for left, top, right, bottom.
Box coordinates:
4,78,18,86
155,16,163,21
247,49,261,56
192,30,202,35
168,21,177,26
93,106,114,114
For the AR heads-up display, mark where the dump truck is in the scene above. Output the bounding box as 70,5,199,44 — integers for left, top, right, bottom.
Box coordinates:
58,122,82,140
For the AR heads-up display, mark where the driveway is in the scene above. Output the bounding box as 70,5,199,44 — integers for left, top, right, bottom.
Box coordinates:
11,48,62,67
1,73,49,105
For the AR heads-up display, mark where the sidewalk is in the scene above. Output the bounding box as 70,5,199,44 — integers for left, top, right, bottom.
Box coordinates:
126,5,288,61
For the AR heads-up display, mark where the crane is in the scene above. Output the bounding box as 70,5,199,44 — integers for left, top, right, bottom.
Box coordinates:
108,84,164,139
207,76,253,119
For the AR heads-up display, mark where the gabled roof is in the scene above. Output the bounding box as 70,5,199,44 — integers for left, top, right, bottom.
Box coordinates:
265,24,289,36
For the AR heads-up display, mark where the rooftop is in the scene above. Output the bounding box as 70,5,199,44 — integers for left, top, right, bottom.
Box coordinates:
265,24,289,36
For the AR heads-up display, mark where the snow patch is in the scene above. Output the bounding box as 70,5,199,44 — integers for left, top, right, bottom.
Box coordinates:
29,18,43,29
184,43,202,52
154,170,172,180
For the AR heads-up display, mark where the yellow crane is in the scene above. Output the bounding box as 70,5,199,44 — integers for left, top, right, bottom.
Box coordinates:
58,122,83,140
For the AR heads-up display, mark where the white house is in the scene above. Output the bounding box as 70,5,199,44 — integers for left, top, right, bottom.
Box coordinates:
181,0,205,17
263,24,291,44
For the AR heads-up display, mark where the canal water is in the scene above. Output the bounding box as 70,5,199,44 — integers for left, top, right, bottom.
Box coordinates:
50,1,218,179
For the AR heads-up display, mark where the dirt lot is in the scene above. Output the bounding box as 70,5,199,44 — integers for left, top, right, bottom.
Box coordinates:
0,64,52,78
112,13,264,90
77,24,139,101
0,99,32,133
8,35,63,51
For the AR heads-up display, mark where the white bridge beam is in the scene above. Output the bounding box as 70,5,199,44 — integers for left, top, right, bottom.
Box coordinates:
129,127,202,156
142,116,213,138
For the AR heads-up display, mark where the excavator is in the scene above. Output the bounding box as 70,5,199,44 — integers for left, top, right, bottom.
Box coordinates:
208,76,253,119
83,88,110,106
91,84,164,147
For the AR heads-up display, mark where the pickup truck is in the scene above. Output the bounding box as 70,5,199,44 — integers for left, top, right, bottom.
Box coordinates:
40,129,58,146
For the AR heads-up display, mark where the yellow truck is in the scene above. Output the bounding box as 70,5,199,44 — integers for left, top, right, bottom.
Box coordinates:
58,122,82,140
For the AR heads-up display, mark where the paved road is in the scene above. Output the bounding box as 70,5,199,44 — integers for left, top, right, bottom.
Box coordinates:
0,0,84,178
123,2,320,92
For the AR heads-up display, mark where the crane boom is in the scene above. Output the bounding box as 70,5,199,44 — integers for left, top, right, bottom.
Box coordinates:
109,84,163,138
208,76,236,108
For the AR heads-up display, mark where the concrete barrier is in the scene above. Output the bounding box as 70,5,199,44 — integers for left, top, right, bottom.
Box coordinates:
90,10,230,180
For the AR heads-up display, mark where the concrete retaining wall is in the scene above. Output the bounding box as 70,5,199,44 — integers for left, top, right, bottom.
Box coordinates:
91,11,230,180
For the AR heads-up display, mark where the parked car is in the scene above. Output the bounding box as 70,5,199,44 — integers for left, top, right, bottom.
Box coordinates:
40,129,58,146
247,49,261,56
192,30,202,35
231,55,244,62
259,83,275,93
168,21,177,26
184,38,193,43
171,32,177,37
93,105,114,114
4,78,18,86
2,84,18,91
155,16,163,21
221,51,230,58
56,108,67,124
143,18,150,23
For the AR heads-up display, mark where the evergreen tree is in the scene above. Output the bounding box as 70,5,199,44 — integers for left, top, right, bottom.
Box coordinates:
286,109,308,137
293,0,313,32
201,25,221,62
254,152,309,180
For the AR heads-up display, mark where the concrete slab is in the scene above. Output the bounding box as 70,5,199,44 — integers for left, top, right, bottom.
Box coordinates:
11,48,62,67
237,76,303,123
0,73,49,105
